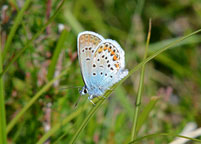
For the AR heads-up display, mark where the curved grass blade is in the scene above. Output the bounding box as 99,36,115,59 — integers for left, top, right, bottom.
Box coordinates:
128,132,201,144
136,96,160,133
69,28,201,144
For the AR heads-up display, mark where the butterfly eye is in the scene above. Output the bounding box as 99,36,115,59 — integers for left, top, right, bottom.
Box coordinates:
84,88,88,94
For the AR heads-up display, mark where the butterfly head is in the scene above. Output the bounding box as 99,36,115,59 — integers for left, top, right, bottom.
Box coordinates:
80,86,88,96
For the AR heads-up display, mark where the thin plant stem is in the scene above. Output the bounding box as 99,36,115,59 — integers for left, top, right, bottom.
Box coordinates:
131,19,152,141
0,29,7,144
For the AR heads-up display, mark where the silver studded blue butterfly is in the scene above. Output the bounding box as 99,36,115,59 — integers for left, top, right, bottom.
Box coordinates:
77,31,128,104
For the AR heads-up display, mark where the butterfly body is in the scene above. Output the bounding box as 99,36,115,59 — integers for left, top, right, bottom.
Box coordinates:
77,31,128,102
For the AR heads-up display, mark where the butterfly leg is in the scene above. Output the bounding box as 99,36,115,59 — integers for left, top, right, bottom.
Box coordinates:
99,95,106,99
88,96,95,105
107,87,113,92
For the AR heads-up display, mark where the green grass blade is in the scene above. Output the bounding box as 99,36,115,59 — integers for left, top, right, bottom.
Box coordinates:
1,0,66,77
47,29,69,81
0,31,7,144
6,67,70,134
128,132,201,143
69,28,201,143
131,19,152,141
136,96,159,133
13,0,30,42
64,10,84,35
2,0,31,62
36,104,88,144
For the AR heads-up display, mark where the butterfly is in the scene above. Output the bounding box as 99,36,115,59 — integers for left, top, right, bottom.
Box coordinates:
77,31,128,104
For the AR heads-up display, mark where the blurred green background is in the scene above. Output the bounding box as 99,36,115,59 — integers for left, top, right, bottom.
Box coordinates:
1,0,201,143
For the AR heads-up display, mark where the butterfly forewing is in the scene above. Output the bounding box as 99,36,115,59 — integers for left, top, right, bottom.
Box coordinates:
77,31,104,88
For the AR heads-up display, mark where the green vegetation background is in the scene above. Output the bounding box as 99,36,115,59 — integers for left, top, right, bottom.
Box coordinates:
1,0,201,143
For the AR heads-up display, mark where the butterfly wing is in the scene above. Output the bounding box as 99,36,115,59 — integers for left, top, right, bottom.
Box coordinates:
89,39,128,96
77,31,104,89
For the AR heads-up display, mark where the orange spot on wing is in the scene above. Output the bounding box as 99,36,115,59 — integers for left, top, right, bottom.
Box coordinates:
113,55,118,61
115,64,120,69
98,48,103,53
111,51,115,55
108,48,112,52
104,46,107,50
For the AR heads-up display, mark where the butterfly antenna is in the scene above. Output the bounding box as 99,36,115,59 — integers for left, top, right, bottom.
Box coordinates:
74,88,82,108
59,86,82,91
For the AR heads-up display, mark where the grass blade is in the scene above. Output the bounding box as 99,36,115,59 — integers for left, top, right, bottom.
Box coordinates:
0,30,7,144
47,29,69,80
136,96,159,133
131,19,152,141
64,10,84,35
2,0,31,62
128,132,201,144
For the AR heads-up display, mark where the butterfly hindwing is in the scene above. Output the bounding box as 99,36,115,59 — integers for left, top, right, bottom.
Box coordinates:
89,39,128,96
